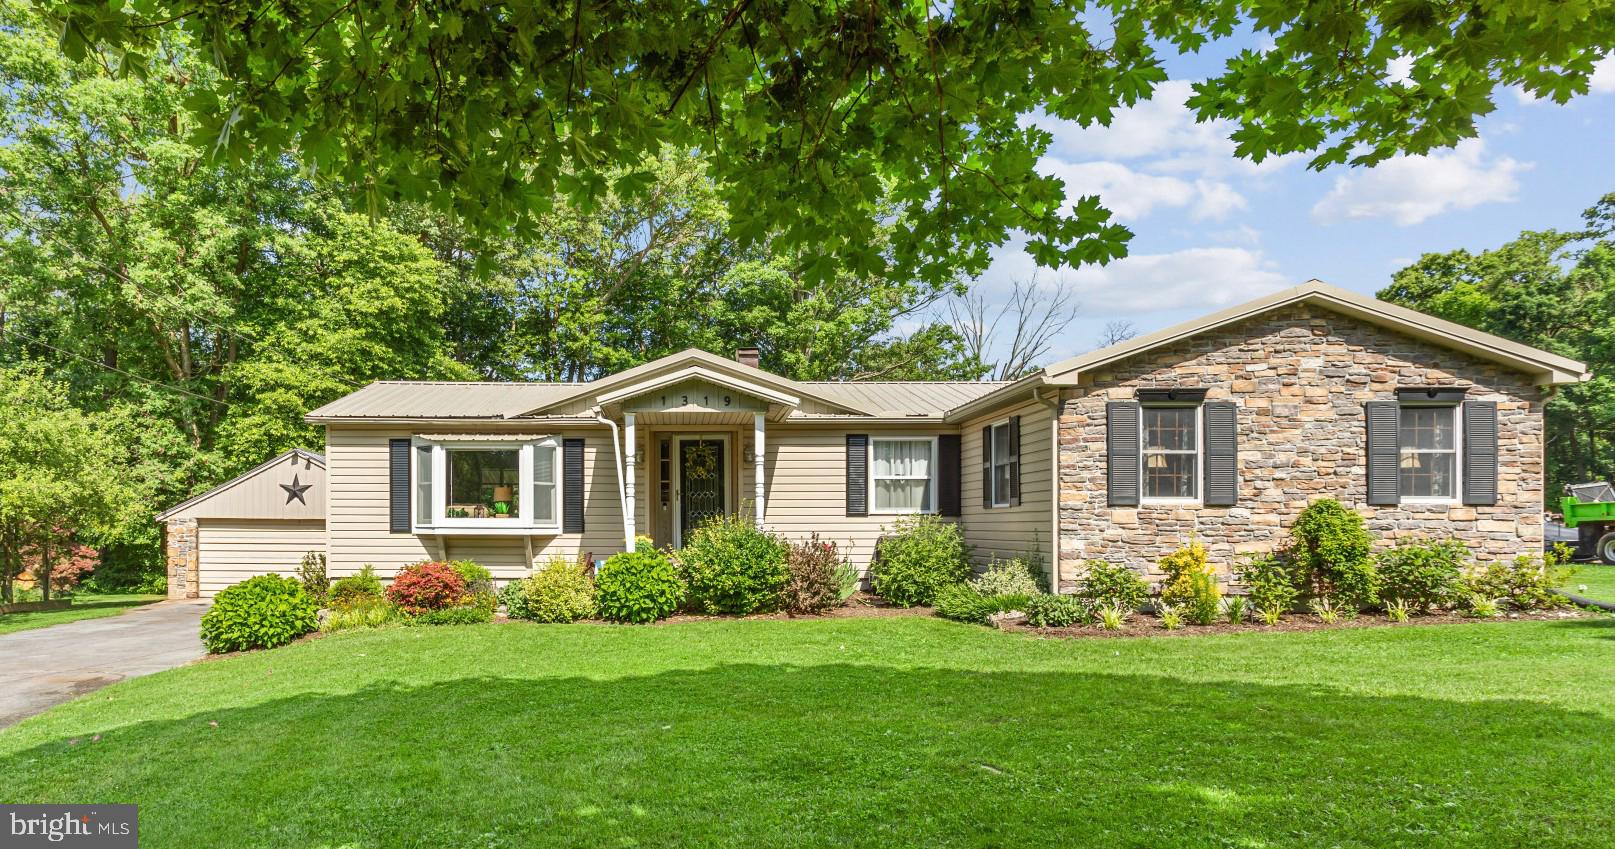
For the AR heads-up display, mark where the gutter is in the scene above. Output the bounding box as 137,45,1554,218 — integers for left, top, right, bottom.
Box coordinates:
594,410,632,551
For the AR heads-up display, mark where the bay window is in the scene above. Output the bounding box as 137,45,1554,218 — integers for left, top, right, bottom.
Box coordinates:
871,437,936,513
411,438,561,532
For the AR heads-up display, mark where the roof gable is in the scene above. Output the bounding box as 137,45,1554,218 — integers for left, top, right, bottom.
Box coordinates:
1045,279,1588,386
156,449,326,522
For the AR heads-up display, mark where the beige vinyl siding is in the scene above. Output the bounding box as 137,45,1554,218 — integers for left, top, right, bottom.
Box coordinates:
196,519,326,597
761,425,953,575
324,426,627,584
959,400,1056,576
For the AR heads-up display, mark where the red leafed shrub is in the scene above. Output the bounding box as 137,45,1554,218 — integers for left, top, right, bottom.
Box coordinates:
385,561,466,614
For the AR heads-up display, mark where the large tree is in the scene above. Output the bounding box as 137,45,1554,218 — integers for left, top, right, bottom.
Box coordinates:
1378,194,1615,502
48,0,1612,288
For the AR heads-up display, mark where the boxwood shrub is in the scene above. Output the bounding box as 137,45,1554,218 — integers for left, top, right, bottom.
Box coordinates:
595,548,685,623
869,515,972,607
199,574,319,653
677,514,789,615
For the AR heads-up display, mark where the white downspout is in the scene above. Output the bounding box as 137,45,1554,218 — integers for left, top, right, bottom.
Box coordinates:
594,409,632,552
1034,387,1062,594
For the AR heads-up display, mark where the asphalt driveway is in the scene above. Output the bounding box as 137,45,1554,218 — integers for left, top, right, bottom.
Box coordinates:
0,599,208,727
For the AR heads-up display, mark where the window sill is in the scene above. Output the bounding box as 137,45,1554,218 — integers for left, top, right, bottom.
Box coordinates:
412,525,562,536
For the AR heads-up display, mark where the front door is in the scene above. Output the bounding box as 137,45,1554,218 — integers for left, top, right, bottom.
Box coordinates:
677,437,727,545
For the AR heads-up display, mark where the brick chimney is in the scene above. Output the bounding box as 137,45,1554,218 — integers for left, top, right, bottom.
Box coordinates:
735,347,760,368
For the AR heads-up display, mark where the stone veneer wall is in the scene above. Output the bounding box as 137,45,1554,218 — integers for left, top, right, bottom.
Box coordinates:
165,519,200,600
1056,304,1546,591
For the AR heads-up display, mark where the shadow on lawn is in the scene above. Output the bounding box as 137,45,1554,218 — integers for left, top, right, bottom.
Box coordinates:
5,663,1613,848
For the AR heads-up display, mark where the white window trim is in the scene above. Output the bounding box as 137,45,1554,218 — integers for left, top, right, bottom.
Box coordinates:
410,437,563,535
1140,404,1203,505
1399,402,1462,504
988,419,1013,508
869,435,940,515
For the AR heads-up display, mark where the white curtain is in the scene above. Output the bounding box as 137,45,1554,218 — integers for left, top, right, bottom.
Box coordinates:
874,440,932,511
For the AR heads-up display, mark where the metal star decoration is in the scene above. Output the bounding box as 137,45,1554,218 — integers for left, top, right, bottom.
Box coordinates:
281,475,312,505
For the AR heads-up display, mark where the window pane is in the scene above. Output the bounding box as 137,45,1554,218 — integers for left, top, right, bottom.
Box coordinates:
1144,453,1197,499
446,448,520,519
1400,452,1455,498
415,445,433,526
1144,407,1196,451
533,483,555,524
875,479,931,512
874,440,931,477
1399,406,1454,450
534,445,555,484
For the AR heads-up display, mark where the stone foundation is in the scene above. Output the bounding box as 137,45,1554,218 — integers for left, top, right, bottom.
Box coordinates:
165,519,199,599
1057,304,1546,591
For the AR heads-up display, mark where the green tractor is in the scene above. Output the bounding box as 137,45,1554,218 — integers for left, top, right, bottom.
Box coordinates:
1560,482,1615,564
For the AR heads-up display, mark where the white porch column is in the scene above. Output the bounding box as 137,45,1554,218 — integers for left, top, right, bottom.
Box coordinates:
753,412,766,527
624,412,637,546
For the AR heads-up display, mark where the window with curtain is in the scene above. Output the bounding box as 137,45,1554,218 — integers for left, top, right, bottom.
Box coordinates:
1142,406,1198,500
1399,406,1457,498
872,438,935,513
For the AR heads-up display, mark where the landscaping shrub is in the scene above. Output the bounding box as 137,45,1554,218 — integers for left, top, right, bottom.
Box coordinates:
933,583,1031,625
782,534,850,615
677,514,789,615
1238,553,1300,621
386,561,467,615
408,605,495,626
329,565,384,608
595,548,684,623
1464,545,1572,611
1024,593,1089,627
1290,499,1379,610
1374,539,1468,612
511,556,597,623
1157,541,1221,624
1074,561,1149,612
972,557,1046,596
321,598,403,633
199,574,318,653
296,551,328,604
869,515,972,607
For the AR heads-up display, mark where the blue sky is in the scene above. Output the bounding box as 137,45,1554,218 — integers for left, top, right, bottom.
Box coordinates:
965,45,1615,366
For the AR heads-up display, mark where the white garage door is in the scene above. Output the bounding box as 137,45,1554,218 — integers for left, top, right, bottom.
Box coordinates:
197,519,327,598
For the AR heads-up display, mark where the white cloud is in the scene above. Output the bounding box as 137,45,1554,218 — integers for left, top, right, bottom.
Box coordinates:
1310,139,1530,226
1042,160,1246,221
1033,79,1300,178
976,240,1291,315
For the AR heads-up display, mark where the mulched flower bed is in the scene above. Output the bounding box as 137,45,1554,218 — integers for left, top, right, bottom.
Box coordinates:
1005,606,1598,639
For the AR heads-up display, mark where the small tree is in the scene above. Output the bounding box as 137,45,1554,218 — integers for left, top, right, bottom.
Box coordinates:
0,367,129,602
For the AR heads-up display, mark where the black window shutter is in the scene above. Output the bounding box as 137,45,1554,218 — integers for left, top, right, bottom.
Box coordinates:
1007,415,1022,507
981,425,993,508
562,438,586,533
1203,402,1238,506
937,434,962,517
1106,402,1141,507
388,438,411,533
846,434,868,516
1463,400,1499,505
1365,400,1401,506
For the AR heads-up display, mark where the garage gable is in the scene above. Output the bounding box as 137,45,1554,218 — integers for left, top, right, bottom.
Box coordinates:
157,449,326,522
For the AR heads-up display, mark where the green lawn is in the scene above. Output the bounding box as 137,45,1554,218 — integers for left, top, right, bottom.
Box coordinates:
4,617,1615,848
1563,565,1615,603
0,594,163,636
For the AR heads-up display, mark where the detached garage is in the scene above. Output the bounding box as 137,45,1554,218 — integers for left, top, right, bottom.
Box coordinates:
158,449,326,599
